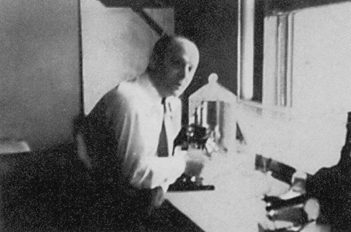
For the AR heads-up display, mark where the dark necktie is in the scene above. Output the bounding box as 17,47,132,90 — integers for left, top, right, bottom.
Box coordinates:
157,98,168,157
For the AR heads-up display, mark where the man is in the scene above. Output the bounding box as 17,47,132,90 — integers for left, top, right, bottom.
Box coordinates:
80,35,202,230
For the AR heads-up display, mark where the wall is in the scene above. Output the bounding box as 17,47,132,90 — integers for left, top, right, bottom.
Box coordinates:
0,0,174,150
81,0,174,114
0,0,81,151
237,2,351,174
0,2,176,230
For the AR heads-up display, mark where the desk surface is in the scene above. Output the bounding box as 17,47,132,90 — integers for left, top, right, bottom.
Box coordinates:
167,147,289,232
166,147,332,232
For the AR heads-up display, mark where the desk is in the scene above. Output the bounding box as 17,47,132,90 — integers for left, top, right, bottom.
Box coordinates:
166,146,334,232
167,147,291,232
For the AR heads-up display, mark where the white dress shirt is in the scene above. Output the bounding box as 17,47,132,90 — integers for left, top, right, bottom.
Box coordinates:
83,74,186,193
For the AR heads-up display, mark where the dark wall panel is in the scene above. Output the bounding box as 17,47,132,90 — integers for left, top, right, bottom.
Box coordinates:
175,0,238,97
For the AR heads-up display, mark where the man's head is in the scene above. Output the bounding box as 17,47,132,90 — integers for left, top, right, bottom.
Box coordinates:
147,35,200,97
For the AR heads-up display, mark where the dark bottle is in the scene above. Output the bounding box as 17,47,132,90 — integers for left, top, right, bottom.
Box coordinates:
337,112,351,169
344,112,351,146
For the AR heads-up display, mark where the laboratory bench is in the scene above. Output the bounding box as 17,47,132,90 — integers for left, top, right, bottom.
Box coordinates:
166,146,274,232
0,141,333,232
166,145,332,232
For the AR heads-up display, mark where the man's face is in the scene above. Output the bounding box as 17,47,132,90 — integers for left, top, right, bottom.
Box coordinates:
158,39,199,97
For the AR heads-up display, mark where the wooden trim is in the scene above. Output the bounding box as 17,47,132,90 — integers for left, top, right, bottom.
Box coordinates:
266,0,349,15
98,0,175,8
132,9,168,36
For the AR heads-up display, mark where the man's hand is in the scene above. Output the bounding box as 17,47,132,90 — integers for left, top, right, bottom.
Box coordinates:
151,186,165,208
184,148,207,177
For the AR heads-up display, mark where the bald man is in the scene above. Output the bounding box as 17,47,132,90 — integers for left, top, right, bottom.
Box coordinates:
81,35,201,230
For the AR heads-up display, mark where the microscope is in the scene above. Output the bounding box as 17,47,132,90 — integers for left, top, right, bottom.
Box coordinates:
168,123,215,191
169,73,237,192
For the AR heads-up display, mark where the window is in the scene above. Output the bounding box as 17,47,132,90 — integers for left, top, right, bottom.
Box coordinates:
237,0,294,108
275,13,294,107
237,0,264,103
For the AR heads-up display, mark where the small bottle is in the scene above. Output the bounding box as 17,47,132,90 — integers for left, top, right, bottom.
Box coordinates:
267,206,307,225
264,194,308,211
265,197,320,226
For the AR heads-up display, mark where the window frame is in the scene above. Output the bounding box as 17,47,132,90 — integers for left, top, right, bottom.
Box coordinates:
237,0,294,109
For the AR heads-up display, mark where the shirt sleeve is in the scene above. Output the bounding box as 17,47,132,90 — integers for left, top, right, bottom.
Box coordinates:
133,152,186,190
105,89,186,191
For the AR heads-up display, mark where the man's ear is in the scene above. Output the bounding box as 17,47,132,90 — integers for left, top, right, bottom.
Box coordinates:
149,53,164,73
148,56,157,71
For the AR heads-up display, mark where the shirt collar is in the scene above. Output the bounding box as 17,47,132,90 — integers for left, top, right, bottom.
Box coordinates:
136,74,178,112
137,73,163,104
